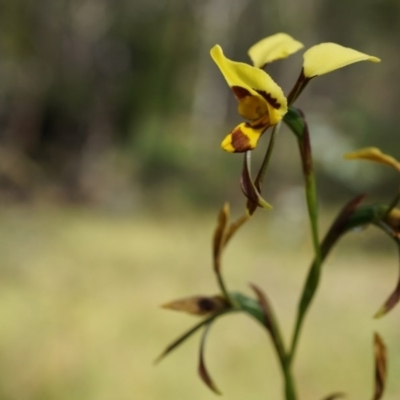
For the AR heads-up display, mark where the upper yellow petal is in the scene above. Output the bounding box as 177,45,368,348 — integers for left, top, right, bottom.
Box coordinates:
343,147,400,173
303,43,380,78
248,33,304,68
210,45,287,124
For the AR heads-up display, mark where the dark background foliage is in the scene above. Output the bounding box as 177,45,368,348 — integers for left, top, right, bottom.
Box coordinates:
0,0,398,209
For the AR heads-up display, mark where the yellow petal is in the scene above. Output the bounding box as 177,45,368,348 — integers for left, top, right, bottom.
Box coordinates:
343,147,400,172
210,45,287,124
221,122,267,153
237,95,268,120
385,208,400,236
303,43,380,78
248,33,304,68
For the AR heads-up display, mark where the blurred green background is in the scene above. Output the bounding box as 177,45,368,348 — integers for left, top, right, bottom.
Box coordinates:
0,0,400,399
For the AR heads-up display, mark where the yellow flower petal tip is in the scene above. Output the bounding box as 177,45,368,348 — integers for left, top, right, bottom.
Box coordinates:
221,123,266,153
343,147,400,172
248,33,304,68
303,42,380,78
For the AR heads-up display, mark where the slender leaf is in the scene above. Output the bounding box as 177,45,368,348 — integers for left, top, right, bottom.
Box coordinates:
155,314,219,364
250,283,286,362
198,322,222,395
374,236,400,317
224,214,250,246
230,291,265,325
373,332,387,400
213,203,230,273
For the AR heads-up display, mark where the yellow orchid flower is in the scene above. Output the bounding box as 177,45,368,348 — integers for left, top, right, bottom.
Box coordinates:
303,43,380,78
211,34,380,153
343,147,400,173
210,45,288,152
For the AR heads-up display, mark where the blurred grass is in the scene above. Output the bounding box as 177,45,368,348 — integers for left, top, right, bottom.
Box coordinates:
0,205,399,400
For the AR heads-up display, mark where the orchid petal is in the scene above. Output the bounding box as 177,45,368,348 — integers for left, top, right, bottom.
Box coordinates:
344,147,400,173
210,45,287,124
248,33,304,68
303,43,380,78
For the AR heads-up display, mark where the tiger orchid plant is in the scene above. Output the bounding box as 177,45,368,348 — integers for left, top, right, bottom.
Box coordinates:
157,33,395,400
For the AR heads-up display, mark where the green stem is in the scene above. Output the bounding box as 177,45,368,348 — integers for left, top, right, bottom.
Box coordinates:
233,291,297,400
288,134,322,365
283,364,297,400
216,272,235,307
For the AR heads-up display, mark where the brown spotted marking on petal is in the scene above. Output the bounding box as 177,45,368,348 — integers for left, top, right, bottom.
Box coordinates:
232,86,251,100
255,89,281,109
231,127,252,152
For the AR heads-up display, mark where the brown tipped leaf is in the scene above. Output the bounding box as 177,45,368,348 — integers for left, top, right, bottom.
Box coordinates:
249,283,274,331
213,203,230,273
249,283,286,361
372,332,387,400
224,213,251,246
198,323,222,395
162,295,229,316
374,237,400,318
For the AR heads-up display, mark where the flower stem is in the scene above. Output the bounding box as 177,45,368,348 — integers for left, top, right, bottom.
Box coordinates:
287,70,311,106
288,130,322,365
283,364,297,400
